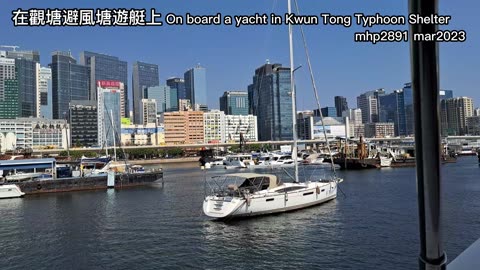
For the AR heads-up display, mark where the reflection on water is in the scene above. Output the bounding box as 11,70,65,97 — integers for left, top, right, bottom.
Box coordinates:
0,157,479,269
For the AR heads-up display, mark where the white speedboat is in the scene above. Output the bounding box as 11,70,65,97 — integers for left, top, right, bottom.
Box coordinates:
252,153,297,168
0,184,25,199
303,153,325,164
223,154,255,169
203,173,339,219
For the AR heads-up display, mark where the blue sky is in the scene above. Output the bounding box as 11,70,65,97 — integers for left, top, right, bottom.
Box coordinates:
1,0,478,111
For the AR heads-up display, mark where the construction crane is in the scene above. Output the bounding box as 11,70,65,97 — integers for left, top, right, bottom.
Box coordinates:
0,45,19,51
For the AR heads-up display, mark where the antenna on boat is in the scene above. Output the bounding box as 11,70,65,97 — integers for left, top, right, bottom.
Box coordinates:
288,0,300,183
293,0,338,179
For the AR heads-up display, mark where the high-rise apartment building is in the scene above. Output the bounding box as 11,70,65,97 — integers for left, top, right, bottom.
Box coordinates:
50,51,90,119
184,65,207,111
248,63,293,141
334,96,348,117
132,61,159,124
219,91,248,115
79,51,128,117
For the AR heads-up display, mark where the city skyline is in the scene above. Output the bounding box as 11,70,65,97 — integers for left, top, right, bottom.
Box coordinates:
1,0,478,111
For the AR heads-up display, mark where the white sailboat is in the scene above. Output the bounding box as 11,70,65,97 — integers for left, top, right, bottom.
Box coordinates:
203,0,341,219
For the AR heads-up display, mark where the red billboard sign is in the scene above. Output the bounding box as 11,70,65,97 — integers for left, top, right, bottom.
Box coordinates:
97,80,121,88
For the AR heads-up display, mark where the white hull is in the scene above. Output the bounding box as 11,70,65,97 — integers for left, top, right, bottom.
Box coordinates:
5,172,44,181
203,181,337,219
0,185,25,199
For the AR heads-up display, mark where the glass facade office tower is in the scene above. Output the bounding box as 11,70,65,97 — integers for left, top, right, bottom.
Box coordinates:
356,89,385,124
69,100,98,147
50,51,90,120
97,81,121,147
166,77,186,103
318,107,337,117
441,97,474,136
79,51,128,117
0,56,19,119
248,63,293,141
132,61,159,124
184,65,207,111
145,85,178,113
6,50,40,117
378,90,406,136
37,65,52,119
334,96,348,117
219,91,248,115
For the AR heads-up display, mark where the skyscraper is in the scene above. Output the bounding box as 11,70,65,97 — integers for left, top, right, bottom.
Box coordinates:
439,90,453,100
69,100,98,147
184,65,207,111
248,63,292,141
0,56,19,119
166,77,186,101
441,97,474,136
79,51,128,117
36,65,52,119
6,49,40,117
132,61,159,124
356,89,385,124
334,96,348,117
145,85,177,113
219,91,248,115
50,51,90,119
342,108,363,125
378,90,406,136
318,107,337,117
97,80,122,147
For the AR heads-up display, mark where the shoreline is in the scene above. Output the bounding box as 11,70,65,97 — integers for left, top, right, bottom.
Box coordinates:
121,157,199,165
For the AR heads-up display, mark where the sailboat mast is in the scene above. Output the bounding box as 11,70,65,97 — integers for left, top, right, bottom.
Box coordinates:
110,109,117,162
288,0,299,182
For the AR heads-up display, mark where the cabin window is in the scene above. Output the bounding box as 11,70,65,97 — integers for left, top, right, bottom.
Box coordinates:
303,192,314,196
266,198,274,202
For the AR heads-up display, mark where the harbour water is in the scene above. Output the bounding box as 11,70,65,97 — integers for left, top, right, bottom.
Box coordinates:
0,157,479,269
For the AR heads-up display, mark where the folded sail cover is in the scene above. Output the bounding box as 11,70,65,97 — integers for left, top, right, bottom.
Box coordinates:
225,173,280,189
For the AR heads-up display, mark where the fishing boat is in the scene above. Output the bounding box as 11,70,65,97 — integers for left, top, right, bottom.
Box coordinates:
223,154,255,169
203,0,341,219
